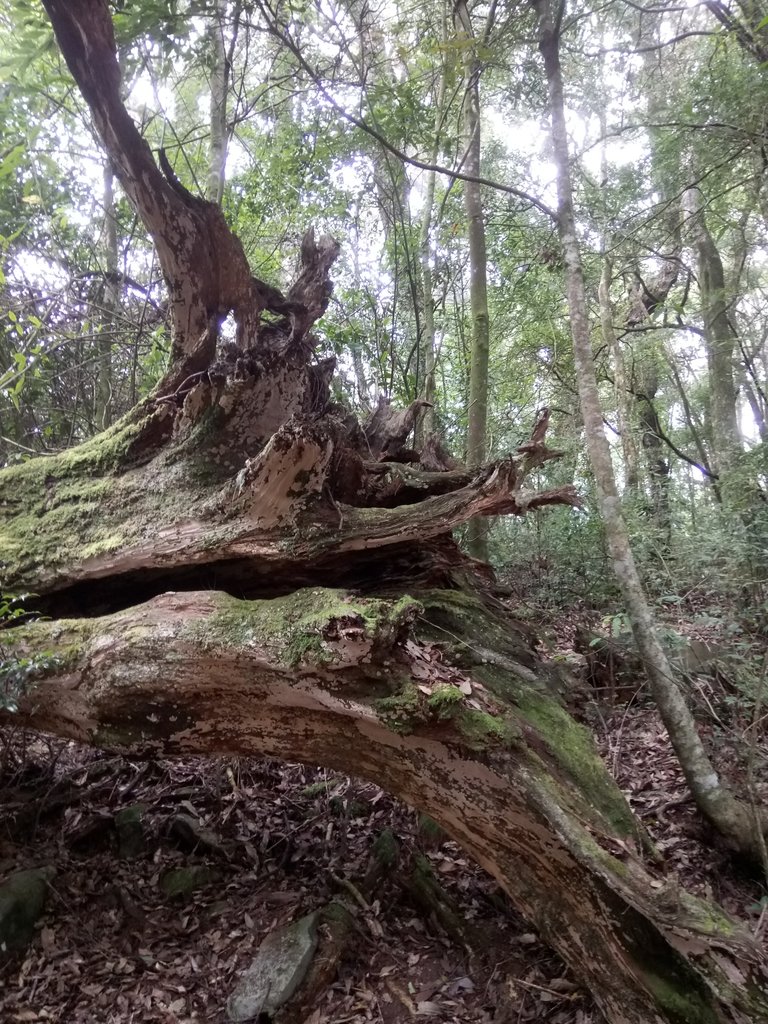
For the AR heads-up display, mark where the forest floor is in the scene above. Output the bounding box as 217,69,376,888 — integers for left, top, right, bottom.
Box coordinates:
0,612,766,1024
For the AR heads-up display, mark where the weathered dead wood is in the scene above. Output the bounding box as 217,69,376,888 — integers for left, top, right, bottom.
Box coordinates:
363,396,433,459
3,6,765,1022
2,590,767,1024
0,373,578,598
42,0,336,390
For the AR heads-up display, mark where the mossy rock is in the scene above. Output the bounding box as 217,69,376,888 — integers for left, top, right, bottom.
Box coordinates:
418,814,446,848
227,911,320,1022
0,866,55,958
159,865,216,899
301,779,341,798
328,796,371,819
115,804,148,859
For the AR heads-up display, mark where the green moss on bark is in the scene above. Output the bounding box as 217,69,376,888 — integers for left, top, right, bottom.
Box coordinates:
641,972,720,1024
456,709,520,749
0,408,172,585
194,589,419,670
417,589,534,682
375,683,422,733
427,683,465,718
516,690,637,836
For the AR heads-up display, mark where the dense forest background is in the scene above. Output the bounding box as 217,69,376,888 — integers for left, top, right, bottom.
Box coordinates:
3,0,768,601
1,0,768,1020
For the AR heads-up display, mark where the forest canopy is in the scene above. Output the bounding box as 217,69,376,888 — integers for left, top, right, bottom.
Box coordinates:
1,0,768,1022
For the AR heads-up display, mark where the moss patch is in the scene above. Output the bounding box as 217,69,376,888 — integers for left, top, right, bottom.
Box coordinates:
416,589,535,697
0,406,179,587
195,589,418,670
371,828,400,868
641,971,720,1024
375,683,423,733
427,684,465,719
456,709,520,750
515,690,636,836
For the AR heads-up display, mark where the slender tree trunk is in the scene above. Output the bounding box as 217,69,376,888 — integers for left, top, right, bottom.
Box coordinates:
598,256,639,495
455,0,490,561
741,367,767,443
664,345,720,500
417,172,438,442
415,3,450,446
596,90,639,498
95,161,118,431
533,0,761,855
636,363,672,553
357,9,421,399
207,0,230,205
683,187,743,477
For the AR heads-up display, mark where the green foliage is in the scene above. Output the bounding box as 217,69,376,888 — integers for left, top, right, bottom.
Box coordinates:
0,593,60,712
0,0,766,640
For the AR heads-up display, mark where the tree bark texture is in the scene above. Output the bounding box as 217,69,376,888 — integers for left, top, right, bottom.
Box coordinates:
5,590,768,1024
455,0,491,561
414,0,449,446
206,0,232,206
598,256,640,495
2,3,767,1022
635,358,672,552
683,188,743,477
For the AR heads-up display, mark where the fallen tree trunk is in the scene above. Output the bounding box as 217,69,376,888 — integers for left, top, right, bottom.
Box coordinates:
1,2,767,1021
4,588,768,1023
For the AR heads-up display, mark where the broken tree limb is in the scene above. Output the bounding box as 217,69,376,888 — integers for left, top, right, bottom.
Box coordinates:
2,5,764,1021
2,588,767,1024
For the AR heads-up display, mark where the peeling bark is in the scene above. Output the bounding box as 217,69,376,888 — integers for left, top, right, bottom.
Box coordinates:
3,4,768,1022
3,590,768,1024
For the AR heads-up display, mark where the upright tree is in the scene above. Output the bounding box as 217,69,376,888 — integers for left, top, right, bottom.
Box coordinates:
1,3,768,1021
532,0,761,854
455,0,491,560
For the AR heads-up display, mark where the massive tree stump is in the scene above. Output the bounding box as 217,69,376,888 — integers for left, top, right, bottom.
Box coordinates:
1,3,767,1021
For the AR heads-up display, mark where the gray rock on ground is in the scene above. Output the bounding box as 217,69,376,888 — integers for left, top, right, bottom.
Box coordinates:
0,866,55,958
227,911,319,1022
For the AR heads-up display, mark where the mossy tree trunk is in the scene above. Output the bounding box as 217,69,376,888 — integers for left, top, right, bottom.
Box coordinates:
1,3,767,1022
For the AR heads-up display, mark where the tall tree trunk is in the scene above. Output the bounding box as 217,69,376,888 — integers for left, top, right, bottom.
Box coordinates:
206,0,231,205
533,0,762,856
683,187,743,480
455,0,490,561
598,256,639,495
636,362,672,553
95,161,118,432
664,344,721,500
596,89,639,498
357,7,421,399
414,3,450,447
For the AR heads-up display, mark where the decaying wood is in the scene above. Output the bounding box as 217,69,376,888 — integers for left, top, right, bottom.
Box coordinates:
4,590,767,1024
2,4,767,1022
